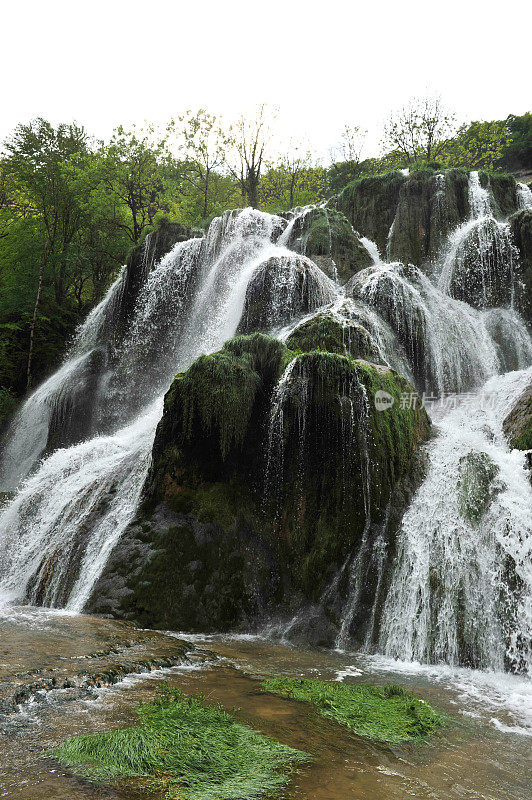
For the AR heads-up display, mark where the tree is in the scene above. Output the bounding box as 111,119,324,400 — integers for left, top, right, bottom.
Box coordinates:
501,112,532,171
260,146,324,211
171,110,229,220
102,124,169,244
3,119,91,386
438,120,508,170
227,105,274,208
382,96,456,164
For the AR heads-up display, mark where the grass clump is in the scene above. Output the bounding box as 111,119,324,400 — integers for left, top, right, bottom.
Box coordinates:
261,677,443,743
53,684,309,800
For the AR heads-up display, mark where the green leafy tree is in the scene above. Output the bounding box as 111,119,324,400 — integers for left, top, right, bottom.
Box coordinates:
439,120,508,170
171,110,232,221
102,124,170,244
382,96,456,164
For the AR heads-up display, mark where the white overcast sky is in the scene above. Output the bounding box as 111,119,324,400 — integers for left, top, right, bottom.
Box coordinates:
1,0,529,160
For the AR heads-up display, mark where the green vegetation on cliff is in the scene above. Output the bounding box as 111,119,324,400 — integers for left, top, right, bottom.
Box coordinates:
503,383,532,451
261,677,443,743
53,683,309,800
334,171,406,255
285,312,383,363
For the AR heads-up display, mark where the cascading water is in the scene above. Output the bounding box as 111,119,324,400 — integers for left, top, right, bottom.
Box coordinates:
0,207,330,609
0,171,530,684
438,171,519,308
517,181,532,210
379,368,532,673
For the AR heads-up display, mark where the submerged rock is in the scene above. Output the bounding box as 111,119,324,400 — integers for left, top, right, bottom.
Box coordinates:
90,334,430,639
457,451,501,524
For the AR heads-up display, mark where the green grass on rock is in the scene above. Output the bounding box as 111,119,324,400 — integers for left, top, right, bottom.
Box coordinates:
52,684,309,800
261,677,443,743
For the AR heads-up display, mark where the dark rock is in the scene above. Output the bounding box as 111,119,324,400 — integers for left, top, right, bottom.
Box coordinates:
509,209,532,323
503,381,532,451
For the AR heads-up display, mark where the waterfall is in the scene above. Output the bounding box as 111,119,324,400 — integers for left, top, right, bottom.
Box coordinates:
0,272,126,491
517,181,532,210
379,368,532,673
0,170,530,679
349,261,525,395
0,207,326,609
438,171,519,308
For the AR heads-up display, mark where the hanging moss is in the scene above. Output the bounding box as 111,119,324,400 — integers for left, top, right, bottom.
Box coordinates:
178,334,285,461
334,171,406,255
285,313,383,363
124,334,430,635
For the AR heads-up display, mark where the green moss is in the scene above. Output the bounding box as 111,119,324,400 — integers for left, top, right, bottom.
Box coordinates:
53,684,309,800
457,452,500,524
141,336,430,628
503,384,532,451
261,677,443,743
334,171,406,255
480,172,518,218
354,360,431,512
290,207,371,282
122,520,249,631
178,334,286,460
286,313,382,363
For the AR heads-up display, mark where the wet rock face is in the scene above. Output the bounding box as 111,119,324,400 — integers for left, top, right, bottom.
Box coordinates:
285,207,372,284
334,171,407,256
387,170,470,267
237,254,336,333
117,220,201,334
510,209,532,323
445,217,518,309
457,451,501,524
335,169,522,274
93,334,430,637
503,380,532,452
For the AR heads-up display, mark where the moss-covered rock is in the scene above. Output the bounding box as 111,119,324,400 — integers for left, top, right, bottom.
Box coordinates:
509,209,532,322
480,172,519,218
334,171,407,256
503,381,532,451
457,451,500,524
388,169,470,267
285,312,383,363
91,334,430,640
286,207,372,283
